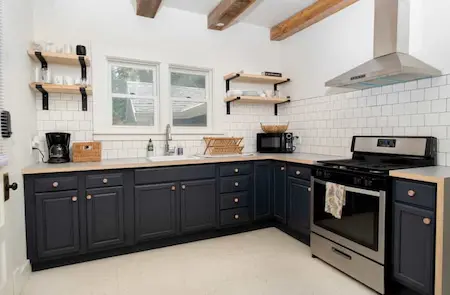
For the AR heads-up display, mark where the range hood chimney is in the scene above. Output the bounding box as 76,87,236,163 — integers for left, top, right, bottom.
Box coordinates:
325,0,441,90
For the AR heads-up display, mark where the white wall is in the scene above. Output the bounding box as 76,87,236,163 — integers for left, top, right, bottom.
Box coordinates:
4,0,36,292
33,0,285,157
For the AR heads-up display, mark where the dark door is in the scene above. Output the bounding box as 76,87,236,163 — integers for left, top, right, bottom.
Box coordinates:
180,179,216,233
86,186,125,251
134,183,177,242
288,177,310,235
273,163,287,223
393,203,435,295
35,190,80,258
254,161,272,220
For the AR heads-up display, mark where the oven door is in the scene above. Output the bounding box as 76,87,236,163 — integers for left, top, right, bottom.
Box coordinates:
257,133,285,153
311,177,386,264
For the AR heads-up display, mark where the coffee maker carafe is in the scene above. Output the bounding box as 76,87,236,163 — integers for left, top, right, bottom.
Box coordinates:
46,132,70,164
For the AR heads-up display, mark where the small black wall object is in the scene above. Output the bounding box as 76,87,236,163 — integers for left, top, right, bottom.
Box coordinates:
1,111,12,138
76,45,86,56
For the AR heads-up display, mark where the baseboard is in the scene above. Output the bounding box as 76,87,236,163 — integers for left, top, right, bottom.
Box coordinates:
13,259,31,295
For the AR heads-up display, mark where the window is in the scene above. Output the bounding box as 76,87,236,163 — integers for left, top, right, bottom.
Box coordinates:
109,61,158,127
169,67,210,128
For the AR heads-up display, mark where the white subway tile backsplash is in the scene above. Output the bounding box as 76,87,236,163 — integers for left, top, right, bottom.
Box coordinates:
425,113,440,126
399,91,411,103
410,114,425,126
418,78,431,89
440,85,450,99
393,83,405,92
432,99,447,113
405,81,418,90
425,87,439,100
387,93,399,104
377,94,387,105
382,105,392,116
432,76,447,87
411,89,425,102
417,101,431,114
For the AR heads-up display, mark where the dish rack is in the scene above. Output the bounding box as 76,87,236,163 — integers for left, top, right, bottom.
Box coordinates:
203,137,244,155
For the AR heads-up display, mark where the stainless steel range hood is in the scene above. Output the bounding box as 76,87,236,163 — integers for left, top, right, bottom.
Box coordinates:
325,0,441,90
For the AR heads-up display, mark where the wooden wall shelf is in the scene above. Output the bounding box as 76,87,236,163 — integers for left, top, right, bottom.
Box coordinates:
28,50,91,66
224,73,289,84
29,83,92,94
224,96,290,104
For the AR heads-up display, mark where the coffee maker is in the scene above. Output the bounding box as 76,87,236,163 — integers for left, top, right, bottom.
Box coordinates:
46,132,70,164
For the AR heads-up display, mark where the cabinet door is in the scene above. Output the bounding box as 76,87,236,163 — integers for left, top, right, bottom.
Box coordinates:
180,179,216,233
254,161,272,220
273,163,287,223
287,177,310,235
86,186,125,251
135,183,177,242
35,190,80,258
393,203,435,295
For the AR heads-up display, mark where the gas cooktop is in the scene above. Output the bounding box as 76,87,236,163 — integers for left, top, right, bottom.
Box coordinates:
316,159,428,175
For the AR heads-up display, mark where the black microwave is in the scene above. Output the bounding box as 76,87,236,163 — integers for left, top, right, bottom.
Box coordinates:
257,133,295,153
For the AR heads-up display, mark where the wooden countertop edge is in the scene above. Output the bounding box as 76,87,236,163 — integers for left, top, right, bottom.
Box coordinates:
389,171,444,184
21,155,319,175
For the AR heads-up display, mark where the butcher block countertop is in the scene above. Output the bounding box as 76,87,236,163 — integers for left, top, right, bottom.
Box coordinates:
390,166,450,183
22,153,344,175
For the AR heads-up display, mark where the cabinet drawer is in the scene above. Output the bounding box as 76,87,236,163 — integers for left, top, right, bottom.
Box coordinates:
86,173,123,188
220,208,250,226
220,176,250,193
219,163,252,177
287,165,311,181
35,176,78,193
393,179,436,210
135,165,215,185
220,191,249,210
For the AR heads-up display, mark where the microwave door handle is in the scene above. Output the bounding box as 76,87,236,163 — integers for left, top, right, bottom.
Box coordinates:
313,178,381,197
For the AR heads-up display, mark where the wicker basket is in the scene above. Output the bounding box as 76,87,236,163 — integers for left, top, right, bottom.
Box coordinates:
72,142,102,163
260,122,289,133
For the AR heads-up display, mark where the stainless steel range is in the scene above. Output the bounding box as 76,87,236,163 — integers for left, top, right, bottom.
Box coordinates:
310,136,437,294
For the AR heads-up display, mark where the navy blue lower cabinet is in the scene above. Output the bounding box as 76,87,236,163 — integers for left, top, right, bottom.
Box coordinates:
134,183,178,242
86,186,125,251
254,161,272,220
287,177,311,236
393,202,435,295
273,162,287,224
35,190,81,259
180,179,217,233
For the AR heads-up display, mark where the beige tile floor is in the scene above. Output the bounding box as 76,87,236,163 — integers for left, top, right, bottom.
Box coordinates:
22,228,377,295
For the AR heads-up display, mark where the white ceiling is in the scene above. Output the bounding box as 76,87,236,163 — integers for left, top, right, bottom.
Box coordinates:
162,0,318,28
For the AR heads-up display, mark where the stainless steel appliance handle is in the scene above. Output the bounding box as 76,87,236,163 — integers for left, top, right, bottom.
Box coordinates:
332,247,352,260
314,178,381,197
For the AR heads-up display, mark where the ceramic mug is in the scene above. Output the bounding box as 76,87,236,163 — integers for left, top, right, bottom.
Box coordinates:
53,75,63,85
63,76,74,85
64,44,73,54
74,78,81,85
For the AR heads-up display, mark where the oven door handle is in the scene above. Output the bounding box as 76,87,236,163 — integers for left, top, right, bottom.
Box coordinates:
313,178,381,197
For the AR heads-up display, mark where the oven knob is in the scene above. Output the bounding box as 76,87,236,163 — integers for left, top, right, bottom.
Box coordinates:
354,177,362,185
365,179,373,187
324,172,331,179
316,170,323,177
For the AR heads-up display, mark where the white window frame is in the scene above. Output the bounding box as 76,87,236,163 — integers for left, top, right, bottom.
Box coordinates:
169,65,213,133
105,57,160,134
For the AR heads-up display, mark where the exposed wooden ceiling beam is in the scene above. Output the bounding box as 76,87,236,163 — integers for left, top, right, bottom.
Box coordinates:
135,0,162,19
208,0,256,31
270,0,359,41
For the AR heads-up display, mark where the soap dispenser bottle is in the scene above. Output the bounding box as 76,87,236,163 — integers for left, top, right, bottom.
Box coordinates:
147,139,155,158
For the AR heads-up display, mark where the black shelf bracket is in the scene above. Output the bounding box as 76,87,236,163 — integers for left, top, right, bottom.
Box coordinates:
80,87,88,111
274,97,291,116
35,51,48,69
36,84,49,110
274,78,291,91
225,73,240,92
226,97,241,115
79,56,87,80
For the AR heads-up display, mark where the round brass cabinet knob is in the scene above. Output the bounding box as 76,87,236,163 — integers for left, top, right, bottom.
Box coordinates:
171,186,176,191
234,182,239,187
103,178,108,184
182,185,186,190
296,171,301,175
408,190,416,197
72,196,77,202
281,167,285,171
423,218,431,225
234,214,240,220
53,182,59,188
234,168,239,173
234,198,239,203
86,195,92,200
308,188,311,192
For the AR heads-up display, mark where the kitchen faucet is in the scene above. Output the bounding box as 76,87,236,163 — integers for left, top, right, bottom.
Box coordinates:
164,124,175,156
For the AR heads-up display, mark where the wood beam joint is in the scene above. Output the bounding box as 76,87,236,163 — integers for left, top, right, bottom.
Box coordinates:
208,0,256,31
135,0,162,19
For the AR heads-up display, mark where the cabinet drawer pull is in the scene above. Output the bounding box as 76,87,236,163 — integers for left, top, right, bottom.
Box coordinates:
103,178,108,184
308,187,311,192
234,198,239,203
408,190,416,197
296,171,301,175
234,182,239,187
234,214,239,220
86,195,92,200
234,168,239,173
281,167,285,171
182,185,186,190
423,218,431,225
72,196,77,202
171,186,176,191
53,182,59,188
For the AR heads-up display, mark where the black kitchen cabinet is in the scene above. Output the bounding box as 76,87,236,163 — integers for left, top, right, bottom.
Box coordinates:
86,186,125,251
287,177,311,235
273,162,287,224
35,190,80,259
254,161,272,220
393,202,435,295
134,183,178,242
180,179,216,233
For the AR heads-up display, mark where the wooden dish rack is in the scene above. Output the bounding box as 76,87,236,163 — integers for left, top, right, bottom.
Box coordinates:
203,137,244,155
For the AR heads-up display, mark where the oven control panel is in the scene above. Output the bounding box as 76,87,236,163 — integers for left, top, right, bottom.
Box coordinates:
314,169,387,191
